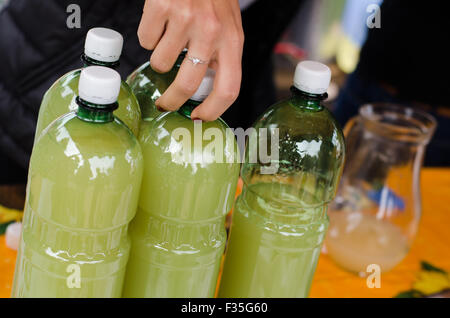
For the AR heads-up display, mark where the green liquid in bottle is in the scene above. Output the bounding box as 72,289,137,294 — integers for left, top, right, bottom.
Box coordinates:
123,101,240,298
219,183,328,298
35,69,141,140
127,52,185,122
12,84,143,297
219,61,345,298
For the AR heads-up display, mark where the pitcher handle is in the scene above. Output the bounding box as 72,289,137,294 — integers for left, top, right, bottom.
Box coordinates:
343,115,359,138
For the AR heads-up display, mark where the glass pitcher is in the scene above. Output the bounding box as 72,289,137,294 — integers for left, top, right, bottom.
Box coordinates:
325,103,436,274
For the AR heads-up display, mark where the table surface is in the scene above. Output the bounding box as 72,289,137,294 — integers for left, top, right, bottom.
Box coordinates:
1,168,449,298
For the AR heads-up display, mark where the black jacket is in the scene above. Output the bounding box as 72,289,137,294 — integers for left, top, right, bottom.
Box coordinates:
0,0,148,183
0,0,302,184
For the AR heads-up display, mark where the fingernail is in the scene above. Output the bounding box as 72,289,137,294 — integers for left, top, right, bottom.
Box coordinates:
155,99,164,112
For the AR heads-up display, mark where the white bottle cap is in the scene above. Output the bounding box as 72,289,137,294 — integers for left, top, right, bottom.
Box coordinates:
79,66,121,104
84,27,124,63
293,61,331,94
5,222,22,251
191,69,215,102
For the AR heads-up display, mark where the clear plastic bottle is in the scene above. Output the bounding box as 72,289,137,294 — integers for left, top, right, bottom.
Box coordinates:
126,50,186,123
123,70,240,298
35,27,141,140
218,61,345,298
12,66,143,298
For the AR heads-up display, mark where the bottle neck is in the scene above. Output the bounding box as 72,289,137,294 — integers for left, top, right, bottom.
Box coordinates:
178,99,201,119
290,86,327,111
81,54,120,69
76,97,118,123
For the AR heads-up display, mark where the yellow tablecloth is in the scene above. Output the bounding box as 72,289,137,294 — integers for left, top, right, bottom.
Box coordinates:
1,168,449,298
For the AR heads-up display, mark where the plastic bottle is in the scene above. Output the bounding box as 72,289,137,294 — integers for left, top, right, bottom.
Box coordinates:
12,66,143,298
126,49,187,122
219,61,345,298
123,69,240,298
35,27,141,141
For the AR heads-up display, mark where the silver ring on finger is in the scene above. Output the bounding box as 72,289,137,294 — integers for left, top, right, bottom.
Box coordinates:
186,55,209,66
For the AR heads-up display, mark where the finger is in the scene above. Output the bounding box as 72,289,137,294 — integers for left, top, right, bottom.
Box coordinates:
150,20,188,73
137,0,169,50
191,48,242,121
156,43,214,111
229,0,243,26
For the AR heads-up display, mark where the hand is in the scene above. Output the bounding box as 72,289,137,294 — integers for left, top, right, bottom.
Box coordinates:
137,0,244,121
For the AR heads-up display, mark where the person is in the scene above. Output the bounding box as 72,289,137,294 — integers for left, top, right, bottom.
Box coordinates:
0,0,303,184
138,0,244,122
334,0,450,166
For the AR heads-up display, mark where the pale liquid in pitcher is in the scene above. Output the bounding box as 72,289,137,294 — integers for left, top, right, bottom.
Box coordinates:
326,212,410,274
